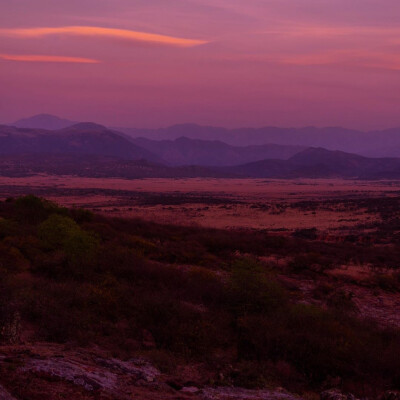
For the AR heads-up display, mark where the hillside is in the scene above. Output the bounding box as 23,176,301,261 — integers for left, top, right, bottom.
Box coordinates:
118,123,400,157
227,148,400,178
13,114,77,130
0,154,231,178
131,137,305,166
0,196,399,399
0,123,161,162
2,149,400,180
13,114,400,158
4,121,400,179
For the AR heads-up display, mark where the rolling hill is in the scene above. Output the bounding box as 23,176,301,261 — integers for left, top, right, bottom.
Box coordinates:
13,114,77,130
0,154,230,179
227,148,400,178
14,114,400,158
131,136,305,166
4,119,400,179
0,123,161,162
118,123,400,157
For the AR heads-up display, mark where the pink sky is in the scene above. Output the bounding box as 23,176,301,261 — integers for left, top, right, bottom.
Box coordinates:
1,0,400,129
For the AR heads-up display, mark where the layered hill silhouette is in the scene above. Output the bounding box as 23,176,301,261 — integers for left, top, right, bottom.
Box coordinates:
118,123,400,157
0,123,160,162
0,154,229,179
13,114,400,157
2,123,306,167
226,148,400,179
13,114,76,130
131,137,305,166
4,115,400,179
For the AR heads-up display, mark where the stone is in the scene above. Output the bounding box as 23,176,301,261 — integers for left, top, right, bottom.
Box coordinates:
181,386,201,394
0,385,17,400
320,389,358,400
381,391,400,400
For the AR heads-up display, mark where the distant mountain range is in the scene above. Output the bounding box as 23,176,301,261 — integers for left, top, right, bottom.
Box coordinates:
5,114,400,179
13,114,77,130
12,114,400,158
4,122,306,167
119,124,400,158
0,154,229,179
2,146,400,180
0,123,160,162
130,137,305,166
226,148,400,179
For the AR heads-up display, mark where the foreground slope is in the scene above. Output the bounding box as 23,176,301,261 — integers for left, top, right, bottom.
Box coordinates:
0,196,400,399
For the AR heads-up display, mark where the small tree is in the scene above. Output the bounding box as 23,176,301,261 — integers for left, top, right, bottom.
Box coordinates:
39,214,99,274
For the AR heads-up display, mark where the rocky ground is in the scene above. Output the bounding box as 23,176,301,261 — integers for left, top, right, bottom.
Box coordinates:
279,271,400,329
1,343,398,400
0,343,303,400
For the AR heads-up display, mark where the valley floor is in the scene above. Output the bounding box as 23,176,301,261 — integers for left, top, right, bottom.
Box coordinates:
0,176,398,233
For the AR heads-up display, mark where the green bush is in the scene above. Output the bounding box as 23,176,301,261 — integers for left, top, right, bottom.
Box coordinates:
13,195,56,224
228,258,287,317
38,214,99,275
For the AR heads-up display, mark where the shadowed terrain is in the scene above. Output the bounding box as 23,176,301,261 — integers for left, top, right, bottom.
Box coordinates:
0,195,400,400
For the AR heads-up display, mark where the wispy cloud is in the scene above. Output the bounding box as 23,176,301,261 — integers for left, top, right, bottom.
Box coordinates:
0,53,100,63
0,26,209,47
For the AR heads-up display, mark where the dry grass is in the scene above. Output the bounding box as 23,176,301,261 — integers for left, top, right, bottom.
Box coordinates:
0,176,391,232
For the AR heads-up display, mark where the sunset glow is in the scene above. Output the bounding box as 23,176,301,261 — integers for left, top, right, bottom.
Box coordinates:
0,26,209,47
0,53,100,63
1,0,400,129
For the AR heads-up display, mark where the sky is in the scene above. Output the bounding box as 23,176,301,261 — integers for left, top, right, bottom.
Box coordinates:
1,0,400,129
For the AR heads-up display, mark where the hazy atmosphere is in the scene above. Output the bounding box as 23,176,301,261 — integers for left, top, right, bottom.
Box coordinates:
2,0,400,128
2,2,400,400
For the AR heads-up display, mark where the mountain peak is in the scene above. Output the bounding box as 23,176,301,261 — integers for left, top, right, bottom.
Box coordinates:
13,114,76,130
64,122,108,131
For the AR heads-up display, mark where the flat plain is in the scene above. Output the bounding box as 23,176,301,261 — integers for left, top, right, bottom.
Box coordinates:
0,176,398,233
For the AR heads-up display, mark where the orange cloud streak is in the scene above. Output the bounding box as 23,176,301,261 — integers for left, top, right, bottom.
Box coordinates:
0,53,100,63
0,26,208,47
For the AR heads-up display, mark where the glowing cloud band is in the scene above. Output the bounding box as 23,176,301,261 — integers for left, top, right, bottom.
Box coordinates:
0,53,100,63
0,26,209,47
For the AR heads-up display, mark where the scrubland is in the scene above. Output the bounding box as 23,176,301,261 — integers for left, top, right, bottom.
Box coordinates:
0,192,400,398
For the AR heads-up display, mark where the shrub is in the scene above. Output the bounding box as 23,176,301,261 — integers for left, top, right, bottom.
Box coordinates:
39,214,81,248
289,253,332,274
0,219,18,239
326,289,358,314
228,258,287,317
38,214,99,276
13,195,55,224
293,228,318,240
0,242,30,273
372,273,400,292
